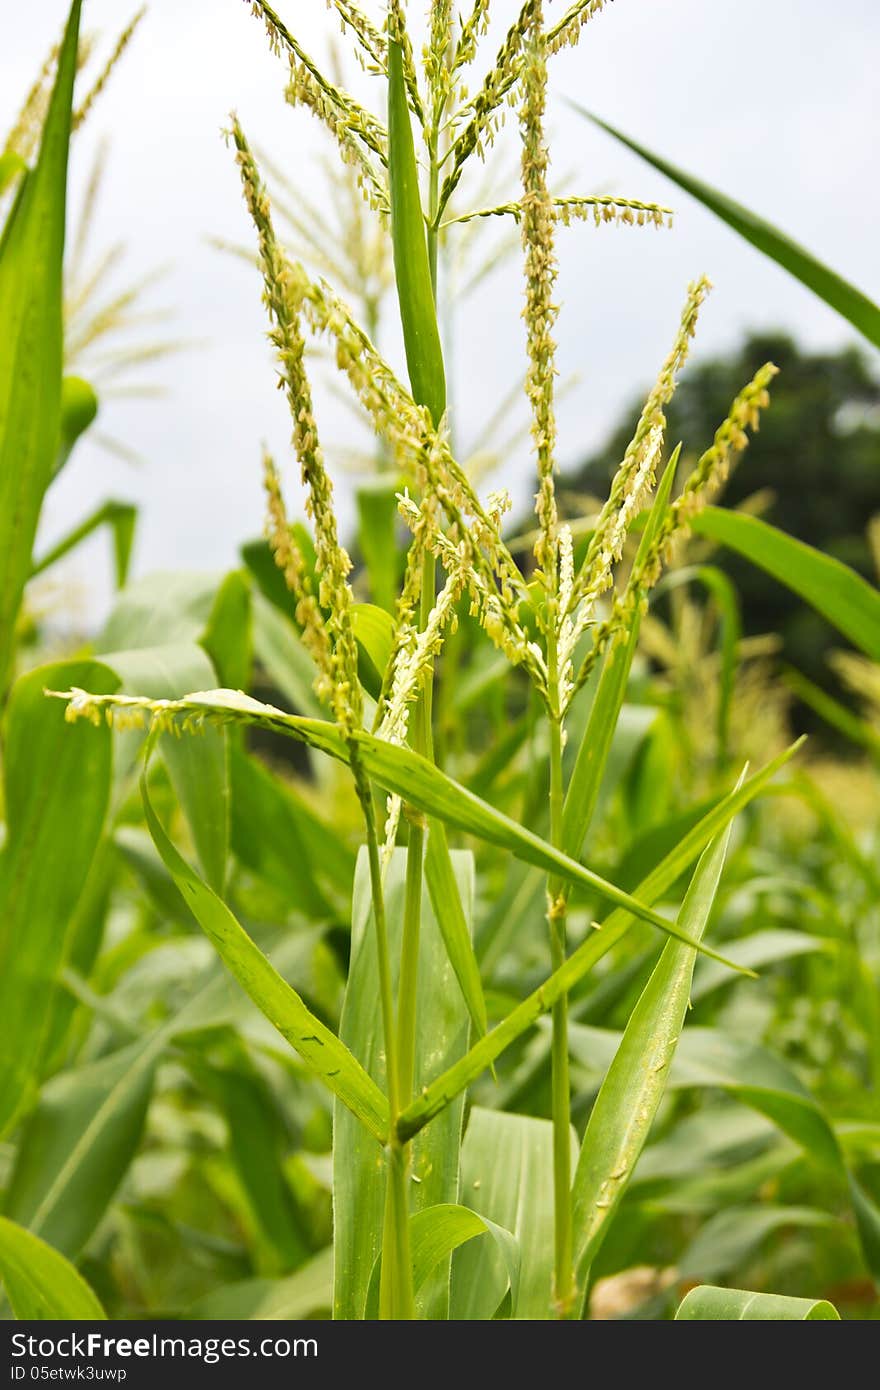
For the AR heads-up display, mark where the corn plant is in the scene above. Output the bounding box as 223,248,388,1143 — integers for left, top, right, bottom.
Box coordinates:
5,0,880,1323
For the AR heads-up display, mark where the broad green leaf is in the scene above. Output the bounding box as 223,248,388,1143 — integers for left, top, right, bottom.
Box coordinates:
141,774,388,1141
396,744,797,1142
202,568,252,692
98,570,219,652
425,820,488,1038
367,1202,520,1320
677,1206,835,1284
578,107,880,349
563,449,680,859
106,644,229,894
388,39,446,425
58,686,758,969
571,794,736,1289
0,1217,105,1320
31,498,137,590
5,1041,156,1257
229,743,351,919
185,1248,332,1320
357,477,403,613
690,928,829,1004
196,1052,311,1270
250,591,323,719
675,1284,839,1320
0,0,80,681
0,660,116,1137
452,1109,574,1320
334,847,473,1320
691,507,880,661
568,1023,880,1282
351,601,395,698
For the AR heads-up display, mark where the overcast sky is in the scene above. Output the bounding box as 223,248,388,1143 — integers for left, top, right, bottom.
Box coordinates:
3,0,878,622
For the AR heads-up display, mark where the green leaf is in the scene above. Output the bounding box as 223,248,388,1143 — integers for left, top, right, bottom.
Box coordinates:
4,1042,156,1257
691,507,880,661
660,564,741,763
675,1284,840,1320
452,1109,573,1320
0,1217,105,1320
106,644,229,895
396,742,798,1141
229,743,351,920
577,107,880,349
202,569,252,692
564,448,679,859
388,39,446,425
425,820,488,1038
571,792,736,1290
366,1202,520,1320
140,773,388,1142
568,1023,880,1282
334,846,473,1319
0,0,81,680
98,571,219,652
31,498,137,589
61,687,756,969
250,591,323,719
351,601,395,698
677,1206,835,1284
357,477,404,613
784,667,880,757
690,928,829,1004
0,150,26,196
0,659,116,1137
185,1248,332,1320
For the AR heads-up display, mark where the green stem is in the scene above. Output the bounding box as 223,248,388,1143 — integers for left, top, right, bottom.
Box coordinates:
355,762,414,1320
546,639,575,1317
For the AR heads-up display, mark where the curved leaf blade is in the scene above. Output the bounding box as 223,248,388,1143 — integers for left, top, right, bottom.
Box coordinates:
676,1284,839,1320
0,1217,105,1320
576,106,880,348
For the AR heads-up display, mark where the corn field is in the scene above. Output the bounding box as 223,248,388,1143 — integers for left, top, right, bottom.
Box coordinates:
0,0,879,1332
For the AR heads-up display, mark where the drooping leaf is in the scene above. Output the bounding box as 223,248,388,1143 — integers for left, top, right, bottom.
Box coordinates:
675,1284,840,1320
31,498,137,590
0,0,81,681
141,774,388,1141
577,107,880,349
0,660,116,1137
691,507,880,662
0,1217,105,1320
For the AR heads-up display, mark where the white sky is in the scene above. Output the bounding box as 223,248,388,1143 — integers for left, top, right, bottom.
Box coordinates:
3,0,878,622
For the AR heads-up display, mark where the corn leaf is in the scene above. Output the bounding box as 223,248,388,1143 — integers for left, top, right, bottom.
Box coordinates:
141,775,389,1142
334,847,473,1319
357,477,404,613
185,1249,332,1320
31,498,137,590
0,660,116,1138
577,107,880,349
396,742,799,1141
0,1218,105,1320
452,1109,574,1320
675,1285,839,1320
571,799,736,1290
4,1042,157,1258
0,0,80,681
563,450,680,859
691,507,880,661
425,820,488,1038
388,39,446,425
